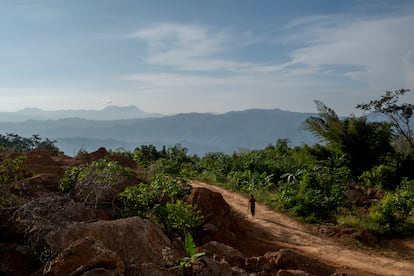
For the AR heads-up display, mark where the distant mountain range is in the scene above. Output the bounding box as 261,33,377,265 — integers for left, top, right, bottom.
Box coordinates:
0,105,162,121
0,107,318,155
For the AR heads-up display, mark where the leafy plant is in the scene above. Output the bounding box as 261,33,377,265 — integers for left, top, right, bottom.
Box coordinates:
0,155,31,186
359,164,397,190
59,158,133,207
156,200,204,238
368,179,414,236
118,183,158,217
177,233,206,274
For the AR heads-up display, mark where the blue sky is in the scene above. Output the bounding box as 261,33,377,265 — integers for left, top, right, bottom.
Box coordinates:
1,0,414,115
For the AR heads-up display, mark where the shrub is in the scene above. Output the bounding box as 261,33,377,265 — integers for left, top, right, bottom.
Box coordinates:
118,174,200,238
59,159,133,207
359,164,397,190
156,200,204,238
118,183,158,217
0,156,31,186
276,166,347,222
368,181,414,236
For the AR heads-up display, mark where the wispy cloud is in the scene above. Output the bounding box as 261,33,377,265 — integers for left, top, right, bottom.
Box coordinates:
129,23,271,72
284,13,414,90
125,10,414,114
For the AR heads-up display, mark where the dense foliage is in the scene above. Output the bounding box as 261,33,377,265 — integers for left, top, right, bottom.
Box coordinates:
2,89,414,239
118,174,202,237
0,133,58,152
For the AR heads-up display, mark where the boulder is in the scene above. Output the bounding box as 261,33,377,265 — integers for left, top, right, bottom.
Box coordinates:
10,173,62,198
345,190,368,206
366,187,384,200
188,187,282,256
200,241,243,258
200,241,245,269
12,195,99,254
190,256,242,276
43,237,124,276
45,216,180,274
275,249,335,276
0,243,39,276
277,269,309,276
187,188,239,245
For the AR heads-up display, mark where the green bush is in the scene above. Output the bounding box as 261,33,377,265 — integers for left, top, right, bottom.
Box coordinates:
368,181,414,236
58,165,83,193
276,167,347,222
156,200,204,238
118,174,192,215
118,183,158,217
0,156,31,186
59,158,133,207
359,164,397,190
118,174,200,238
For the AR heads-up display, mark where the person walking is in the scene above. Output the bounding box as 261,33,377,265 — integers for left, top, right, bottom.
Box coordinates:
248,194,256,217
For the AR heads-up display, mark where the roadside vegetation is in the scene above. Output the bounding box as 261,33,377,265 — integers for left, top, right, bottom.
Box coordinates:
130,89,414,237
1,89,414,242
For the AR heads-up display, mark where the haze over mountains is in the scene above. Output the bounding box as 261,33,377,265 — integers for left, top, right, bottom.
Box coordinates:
0,105,162,121
0,106,317,155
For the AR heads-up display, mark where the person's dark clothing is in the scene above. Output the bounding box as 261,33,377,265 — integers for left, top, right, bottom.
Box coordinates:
249,195,256,217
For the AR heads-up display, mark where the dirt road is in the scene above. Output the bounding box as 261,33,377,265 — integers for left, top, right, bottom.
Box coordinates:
191,181,414,276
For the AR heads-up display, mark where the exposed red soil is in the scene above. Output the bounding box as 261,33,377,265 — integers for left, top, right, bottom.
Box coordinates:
190,180,414,276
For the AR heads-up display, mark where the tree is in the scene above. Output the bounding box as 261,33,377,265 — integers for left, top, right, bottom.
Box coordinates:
305,101,394,176
356,89,414,152
303,100,343,148
133,144,162,167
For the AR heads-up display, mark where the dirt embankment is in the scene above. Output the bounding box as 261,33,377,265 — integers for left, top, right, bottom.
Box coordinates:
190,181,414,276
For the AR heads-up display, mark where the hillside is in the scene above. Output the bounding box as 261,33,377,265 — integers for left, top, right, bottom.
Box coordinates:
1,148,413,275
0,108,316,155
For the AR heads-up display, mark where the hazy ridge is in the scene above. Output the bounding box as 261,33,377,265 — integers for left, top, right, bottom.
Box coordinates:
0,106,317,155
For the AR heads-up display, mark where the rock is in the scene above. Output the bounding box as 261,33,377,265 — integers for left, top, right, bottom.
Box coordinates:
12,195,99,254
43,237,124,276
366,188,384,200
202,223,219,235
129,262,177,276
194,256,236,276
45,216,180,274
0,243,39,276
263,251,279,263
0,207,21,242
10,173,62,198
188,187,233,221
200,241,243,258
188,186,283,257
345,190,367,206
275,249,335,276
277,269,309,276
187,187,240,246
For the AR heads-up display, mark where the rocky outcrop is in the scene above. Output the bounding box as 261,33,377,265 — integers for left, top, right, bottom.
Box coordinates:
274,249,335,275
188,187,282,256
346,187,385,207
0,243,39,276
188,187,236,242
43,237,125,275
45,216,180,275
12,195,99,255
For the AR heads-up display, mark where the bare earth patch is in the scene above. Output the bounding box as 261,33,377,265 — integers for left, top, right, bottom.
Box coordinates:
190,181,414,276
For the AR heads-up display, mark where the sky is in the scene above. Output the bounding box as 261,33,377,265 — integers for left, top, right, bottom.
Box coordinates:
1,0,414,116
